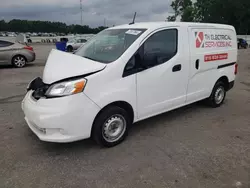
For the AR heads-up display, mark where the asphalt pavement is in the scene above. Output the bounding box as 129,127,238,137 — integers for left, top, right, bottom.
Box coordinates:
0,44,250,188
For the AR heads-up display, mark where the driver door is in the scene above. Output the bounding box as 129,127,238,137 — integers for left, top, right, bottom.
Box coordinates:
136,28,189,119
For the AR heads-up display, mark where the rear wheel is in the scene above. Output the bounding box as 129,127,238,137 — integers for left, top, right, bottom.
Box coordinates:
12,55,27,68
92,106,130,147
206,81,226,108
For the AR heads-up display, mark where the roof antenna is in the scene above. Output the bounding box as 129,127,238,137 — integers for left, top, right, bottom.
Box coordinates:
129,12,137,25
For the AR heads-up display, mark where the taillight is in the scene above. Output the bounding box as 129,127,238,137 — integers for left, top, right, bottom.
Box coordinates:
234,63,238,75
23,46,33,51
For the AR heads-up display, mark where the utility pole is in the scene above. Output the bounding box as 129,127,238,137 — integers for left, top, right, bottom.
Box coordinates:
80,0,83,25
104,18,106,27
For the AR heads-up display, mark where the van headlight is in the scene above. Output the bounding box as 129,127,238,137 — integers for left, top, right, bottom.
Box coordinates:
45,78,87,97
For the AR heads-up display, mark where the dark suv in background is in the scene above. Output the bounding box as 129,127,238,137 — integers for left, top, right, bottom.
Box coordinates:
238,38,248,49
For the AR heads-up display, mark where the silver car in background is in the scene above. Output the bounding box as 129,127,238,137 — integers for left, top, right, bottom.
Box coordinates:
66,38,87,52
0,40,36,68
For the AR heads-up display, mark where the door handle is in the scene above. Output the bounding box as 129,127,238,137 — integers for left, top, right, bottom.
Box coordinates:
172,64,182,72
195,59,200,69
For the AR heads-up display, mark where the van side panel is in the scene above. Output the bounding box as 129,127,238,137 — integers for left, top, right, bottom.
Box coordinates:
186,27,237,104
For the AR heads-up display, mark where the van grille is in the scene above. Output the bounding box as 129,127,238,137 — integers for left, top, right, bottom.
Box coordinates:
27,77,49,100
32,86,49,100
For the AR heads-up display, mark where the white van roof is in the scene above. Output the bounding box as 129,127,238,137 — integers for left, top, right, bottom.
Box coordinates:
110,22,235,30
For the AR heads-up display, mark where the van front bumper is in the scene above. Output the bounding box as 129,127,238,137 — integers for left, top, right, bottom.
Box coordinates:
21,91,100,143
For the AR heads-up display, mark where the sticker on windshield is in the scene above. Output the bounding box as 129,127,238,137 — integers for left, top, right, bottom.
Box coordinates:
125,30,142,35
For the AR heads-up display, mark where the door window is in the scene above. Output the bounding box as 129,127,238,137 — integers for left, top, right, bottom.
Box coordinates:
142,29,177,68
77,39,87,43
80,39,87,43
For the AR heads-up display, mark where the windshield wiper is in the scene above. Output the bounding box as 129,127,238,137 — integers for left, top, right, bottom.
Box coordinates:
82,56,107,64
82,56,97,61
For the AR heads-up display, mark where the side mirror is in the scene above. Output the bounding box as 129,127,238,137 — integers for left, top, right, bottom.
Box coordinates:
125,53,143,72
125,56,136,71
134,53,141,64
135,53,147,70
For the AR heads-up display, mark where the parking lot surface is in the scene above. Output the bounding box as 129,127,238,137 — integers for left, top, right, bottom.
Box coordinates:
0,44,250,188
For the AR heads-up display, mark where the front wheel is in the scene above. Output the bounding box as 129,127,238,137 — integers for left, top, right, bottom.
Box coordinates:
92,106,130,147
206,81,226,108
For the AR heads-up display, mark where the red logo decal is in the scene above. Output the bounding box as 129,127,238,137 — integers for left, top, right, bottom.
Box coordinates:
196,32,204,48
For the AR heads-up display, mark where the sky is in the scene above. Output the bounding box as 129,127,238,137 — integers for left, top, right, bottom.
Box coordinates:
0,0,174,27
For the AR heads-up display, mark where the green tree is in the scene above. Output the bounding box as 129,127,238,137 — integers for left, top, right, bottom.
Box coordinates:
194,0,250,34
168,0,250,34
0,20,8,31
167,0,194,22
182,6,195,21
167,0,182,21
0,19,108,34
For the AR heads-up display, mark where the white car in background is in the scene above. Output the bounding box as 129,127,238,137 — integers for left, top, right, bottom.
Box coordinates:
66,38,87,52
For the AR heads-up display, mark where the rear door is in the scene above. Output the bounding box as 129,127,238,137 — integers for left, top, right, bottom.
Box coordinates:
136,27,190,119
0,40,14,63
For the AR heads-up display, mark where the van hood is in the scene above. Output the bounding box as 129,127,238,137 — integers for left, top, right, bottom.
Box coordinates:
42,49,106,84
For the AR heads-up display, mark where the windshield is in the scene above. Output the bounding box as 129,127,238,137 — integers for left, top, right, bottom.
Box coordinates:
68,38,76,43
75,28,146,63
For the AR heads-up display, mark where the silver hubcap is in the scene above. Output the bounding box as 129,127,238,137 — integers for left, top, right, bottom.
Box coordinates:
215,86,225,104
102,115,126,143
14,56,26,67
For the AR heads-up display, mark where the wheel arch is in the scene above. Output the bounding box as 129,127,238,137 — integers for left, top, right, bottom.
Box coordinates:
91,101,135,136
216,76,230,91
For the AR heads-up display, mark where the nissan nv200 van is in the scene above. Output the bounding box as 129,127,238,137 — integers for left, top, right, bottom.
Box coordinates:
22,22,238,147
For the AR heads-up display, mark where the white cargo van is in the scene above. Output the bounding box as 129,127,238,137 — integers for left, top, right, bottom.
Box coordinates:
22,22,238,147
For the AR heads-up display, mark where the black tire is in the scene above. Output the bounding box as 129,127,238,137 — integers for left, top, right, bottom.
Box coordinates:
67,46,73,52
12,55,27,68
92,106,131,147
206,81,226,108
